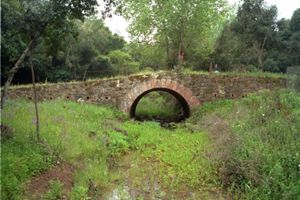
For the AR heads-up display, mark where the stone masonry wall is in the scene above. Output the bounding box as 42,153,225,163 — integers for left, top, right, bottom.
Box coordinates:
6,72,286,114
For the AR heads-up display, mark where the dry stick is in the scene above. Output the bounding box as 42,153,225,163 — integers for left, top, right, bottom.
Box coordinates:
1,39,35,109
29,48,41,142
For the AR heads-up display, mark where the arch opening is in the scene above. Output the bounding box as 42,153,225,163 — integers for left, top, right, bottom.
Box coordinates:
130,88,191,123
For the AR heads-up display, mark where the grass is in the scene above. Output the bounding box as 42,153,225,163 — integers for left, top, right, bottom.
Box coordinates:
123,121,214,189
1,100,121,199
182,68,287,78
1,89,299,199
1,99,213,199
1,136,53,199
43,180,64,200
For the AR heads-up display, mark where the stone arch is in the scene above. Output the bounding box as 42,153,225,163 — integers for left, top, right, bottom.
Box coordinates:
120,79,200,118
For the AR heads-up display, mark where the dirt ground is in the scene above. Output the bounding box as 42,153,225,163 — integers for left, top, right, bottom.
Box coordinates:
25,163,74,200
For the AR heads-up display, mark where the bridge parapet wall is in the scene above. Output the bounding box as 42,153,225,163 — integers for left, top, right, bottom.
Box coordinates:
6,72,286,112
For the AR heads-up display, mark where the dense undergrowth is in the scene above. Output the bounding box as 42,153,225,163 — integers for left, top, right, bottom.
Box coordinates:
188,89,300,199
1,89,299,199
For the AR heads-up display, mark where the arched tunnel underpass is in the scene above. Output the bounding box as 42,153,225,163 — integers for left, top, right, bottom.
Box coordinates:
120,79,201,121
129,88,191,123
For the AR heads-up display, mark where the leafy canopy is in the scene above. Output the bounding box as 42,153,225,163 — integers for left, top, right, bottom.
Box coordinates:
120,0,230,68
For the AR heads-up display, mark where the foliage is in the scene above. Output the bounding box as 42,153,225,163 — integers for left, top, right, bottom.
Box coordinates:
1,1,125,85
213,1,300,72
0,0,98,83
127,42,167,70
189,90,300,199
108,50,140,75
121,0,230,69
1,16,127,84
290,8,300,32
2,0,298,84
72,18,126,79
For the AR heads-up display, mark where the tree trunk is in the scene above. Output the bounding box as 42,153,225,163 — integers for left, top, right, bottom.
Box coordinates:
29,48,41,142
1,39,35,109
165,34,172,69
83,70,88,82
209,62,213,74
258,36,267,71
177,30,184,72
258,53,263,71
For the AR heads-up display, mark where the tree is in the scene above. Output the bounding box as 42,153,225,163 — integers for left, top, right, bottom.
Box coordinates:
290,8,300,32
262,9,300,72
119,0,229,69
127,42,167,70
64,18,126,79
76,18,125,55
108,50,140,75
232,0,277,71
213,23,248,71
213,0,282,72
289,9,300,66
1,0,99,108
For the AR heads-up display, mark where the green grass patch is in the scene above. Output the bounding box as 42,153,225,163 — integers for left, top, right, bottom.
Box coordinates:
125,121,214,189
1,100,124,199
1,137,53,200
1,99,213,199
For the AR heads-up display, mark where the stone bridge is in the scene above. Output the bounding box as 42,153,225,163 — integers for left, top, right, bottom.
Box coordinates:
6,72,286,118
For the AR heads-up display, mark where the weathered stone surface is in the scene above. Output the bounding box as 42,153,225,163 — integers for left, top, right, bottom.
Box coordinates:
6,72,286,116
